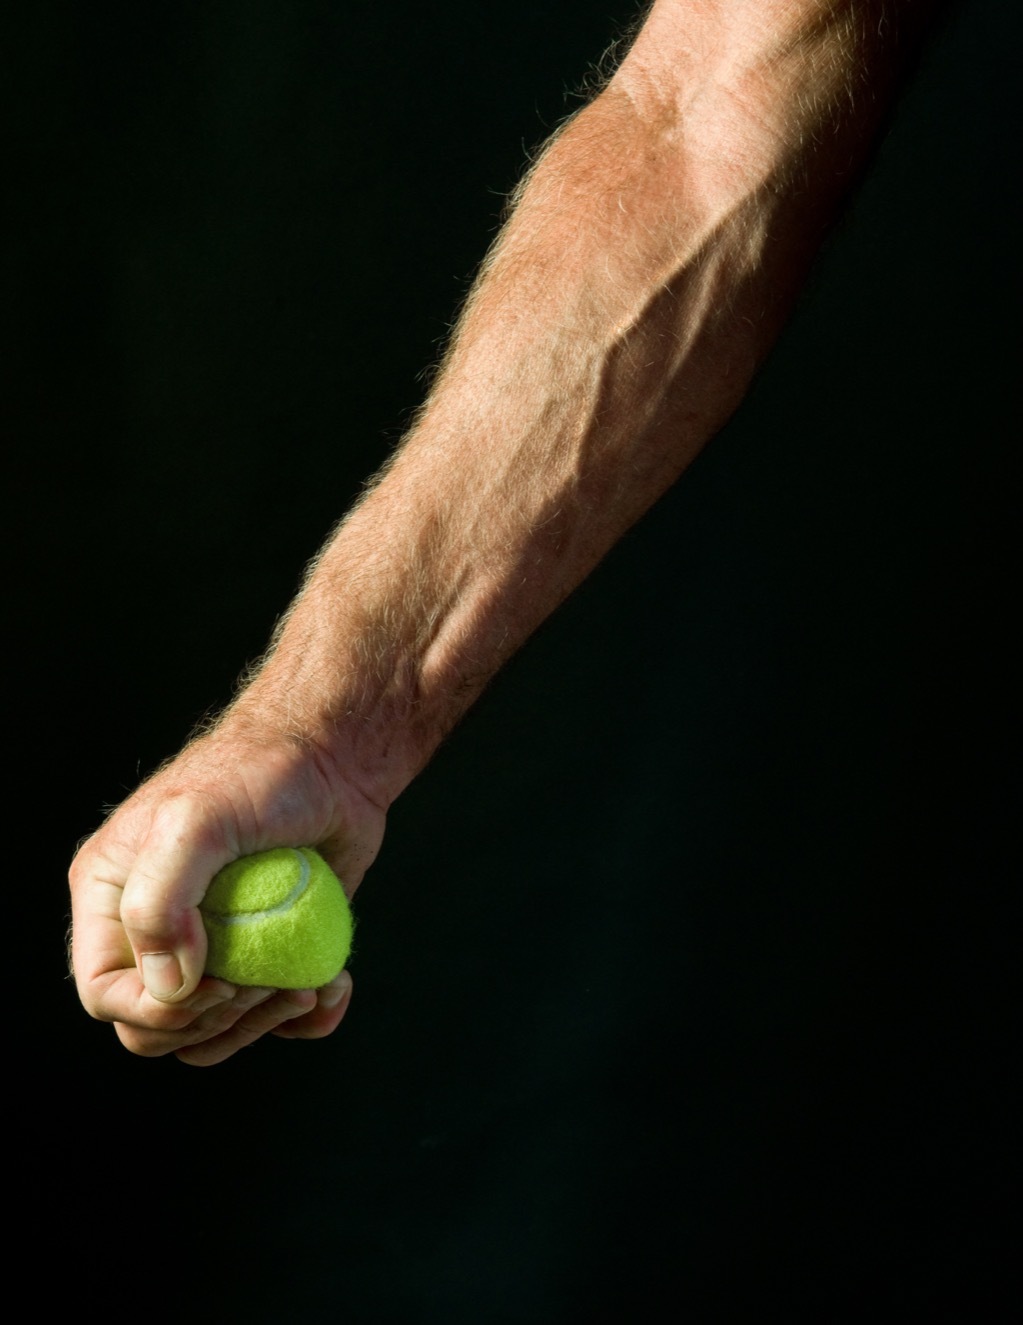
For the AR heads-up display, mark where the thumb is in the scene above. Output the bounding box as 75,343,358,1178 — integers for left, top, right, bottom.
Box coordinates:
120,829,230,1002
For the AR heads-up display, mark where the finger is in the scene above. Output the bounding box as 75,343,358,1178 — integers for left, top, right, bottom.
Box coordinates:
272,971,353,1041
119,795,239,1003
118,975,352,1063
175,988,319,1067
69,864,142,1013
113,984,278,1057
69,842,234,1026
94,972,238,1033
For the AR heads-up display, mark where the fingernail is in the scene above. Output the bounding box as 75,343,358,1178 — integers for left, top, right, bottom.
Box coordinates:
318,971,352,1009
141,952,183,1000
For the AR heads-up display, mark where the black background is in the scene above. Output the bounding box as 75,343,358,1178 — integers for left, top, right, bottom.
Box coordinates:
12,1,1016,1318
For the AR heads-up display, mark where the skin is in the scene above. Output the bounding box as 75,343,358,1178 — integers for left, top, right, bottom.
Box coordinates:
69,0,942,1065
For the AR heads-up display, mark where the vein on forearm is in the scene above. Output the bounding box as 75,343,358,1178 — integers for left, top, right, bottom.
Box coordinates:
234,0,941,806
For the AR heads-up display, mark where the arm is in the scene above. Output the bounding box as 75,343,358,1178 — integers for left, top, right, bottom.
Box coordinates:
70,0,941,1064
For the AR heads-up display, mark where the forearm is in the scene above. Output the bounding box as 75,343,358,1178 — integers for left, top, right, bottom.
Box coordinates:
231,0,939,807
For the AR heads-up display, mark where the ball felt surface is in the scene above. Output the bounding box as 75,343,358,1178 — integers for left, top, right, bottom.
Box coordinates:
200,847,354,988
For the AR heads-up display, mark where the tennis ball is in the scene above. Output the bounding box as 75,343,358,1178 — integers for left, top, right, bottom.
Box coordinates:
200,846,354,988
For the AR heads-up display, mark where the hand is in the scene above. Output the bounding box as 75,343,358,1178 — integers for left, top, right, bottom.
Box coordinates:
69,720,386,1065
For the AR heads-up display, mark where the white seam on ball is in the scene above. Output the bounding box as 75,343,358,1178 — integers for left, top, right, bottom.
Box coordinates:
204,848,311,926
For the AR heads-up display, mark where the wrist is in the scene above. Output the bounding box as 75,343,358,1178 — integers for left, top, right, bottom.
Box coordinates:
223,591,445,813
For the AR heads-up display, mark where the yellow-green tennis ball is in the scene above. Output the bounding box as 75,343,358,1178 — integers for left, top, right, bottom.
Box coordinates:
200,846,354,988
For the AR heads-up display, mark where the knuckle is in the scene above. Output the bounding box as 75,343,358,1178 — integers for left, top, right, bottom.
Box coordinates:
67,845,92,891
78,993,112,1024
114,1004,214,1055
115,1024,174,1058
149,788,234,855
119,897,174,938
230,1023,269,1051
